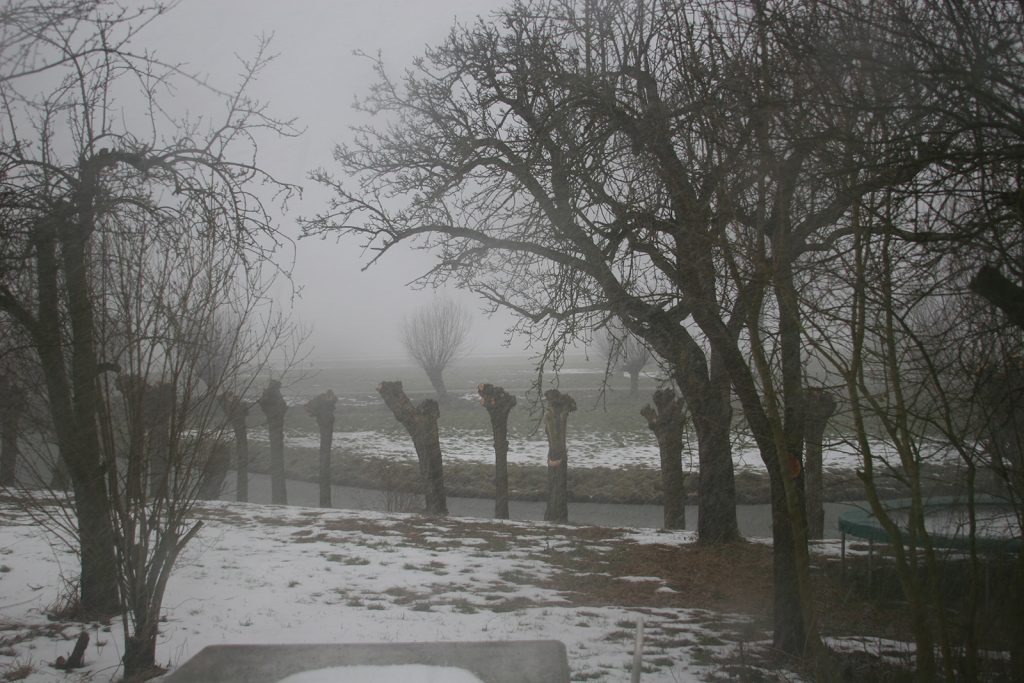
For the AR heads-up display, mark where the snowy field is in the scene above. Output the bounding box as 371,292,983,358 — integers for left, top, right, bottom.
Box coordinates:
250,425,957,475
0,499,862,683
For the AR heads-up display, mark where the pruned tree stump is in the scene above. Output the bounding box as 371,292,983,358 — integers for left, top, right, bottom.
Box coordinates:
306,390,337,508
258,380,289,505
378,381,447,516
478,383,517,519
642,388,687,530
220,391,252,503
543,389,576,523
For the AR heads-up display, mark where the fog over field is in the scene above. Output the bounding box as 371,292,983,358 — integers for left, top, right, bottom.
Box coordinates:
143,0,521,361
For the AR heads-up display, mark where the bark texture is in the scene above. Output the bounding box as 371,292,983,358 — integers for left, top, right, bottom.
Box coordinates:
641,388,687,530
305,390,337,508
478,383,517,519
803,388,837,540
543,389,576,523
258,380,288,505
675,354,741,544
378,381,447,515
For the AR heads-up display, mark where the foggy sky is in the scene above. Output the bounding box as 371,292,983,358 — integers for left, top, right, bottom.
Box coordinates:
143,0,521,361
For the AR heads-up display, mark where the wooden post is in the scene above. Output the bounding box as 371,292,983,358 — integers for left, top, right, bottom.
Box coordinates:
543,389,576,523
378,381,448,515
258,380,288,505
803,388,837,540
305,390,337,508
641,388,687,530
478,383,517,519
220,391,251,502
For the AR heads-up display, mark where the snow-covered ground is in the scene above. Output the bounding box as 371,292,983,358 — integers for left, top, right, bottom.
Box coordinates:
0,499,834,683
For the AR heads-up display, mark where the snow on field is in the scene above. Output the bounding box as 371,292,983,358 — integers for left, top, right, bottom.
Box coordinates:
250,427,958,474
0,500,783,683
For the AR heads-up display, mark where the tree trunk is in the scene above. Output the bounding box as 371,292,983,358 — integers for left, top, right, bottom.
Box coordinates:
198,440,231,500
641,389,686,530
305,390,337,508
478,383,517,519
377,381,447,515
73,470,121,616
0,375,23,487
676,350,741,543
767,463,807,653
144,382,174,499
803,389,837,540
543,389,576,523
31,214,120,617
258,380,288,505
220,392,250,502
123,627,158,680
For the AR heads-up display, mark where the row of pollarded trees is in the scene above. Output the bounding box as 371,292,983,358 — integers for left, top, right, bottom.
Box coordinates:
0,4,302,679
303,0,1024,677
377,379,580,523
381,374,836,536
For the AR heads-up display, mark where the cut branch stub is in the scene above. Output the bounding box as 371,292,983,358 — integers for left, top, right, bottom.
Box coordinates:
478,383,517,519
543,389,576,523
377,381,447,515
642,388,687,530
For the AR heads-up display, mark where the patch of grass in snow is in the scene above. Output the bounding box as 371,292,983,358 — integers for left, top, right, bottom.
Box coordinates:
497,569,534,585
1,657,35,681
449,598,478,614
323,553,370,566
602,630,632,642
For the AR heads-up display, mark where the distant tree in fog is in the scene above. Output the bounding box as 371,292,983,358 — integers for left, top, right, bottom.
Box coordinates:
596,322,651,396
401,297,471,402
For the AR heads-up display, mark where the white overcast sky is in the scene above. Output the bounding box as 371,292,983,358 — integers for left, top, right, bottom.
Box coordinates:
141,0,521,361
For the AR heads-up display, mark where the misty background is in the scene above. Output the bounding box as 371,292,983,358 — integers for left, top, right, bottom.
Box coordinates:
140,0,525,362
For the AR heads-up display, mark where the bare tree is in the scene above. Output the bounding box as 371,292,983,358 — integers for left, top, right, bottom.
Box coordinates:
0,0,298,641
90,198,297,677
597,322,651,396
401,297,471,402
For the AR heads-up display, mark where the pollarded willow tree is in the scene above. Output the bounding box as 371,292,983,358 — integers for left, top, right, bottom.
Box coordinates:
596,319,651,396
0,0,299,626
305,0,948,659
401,296,472,402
